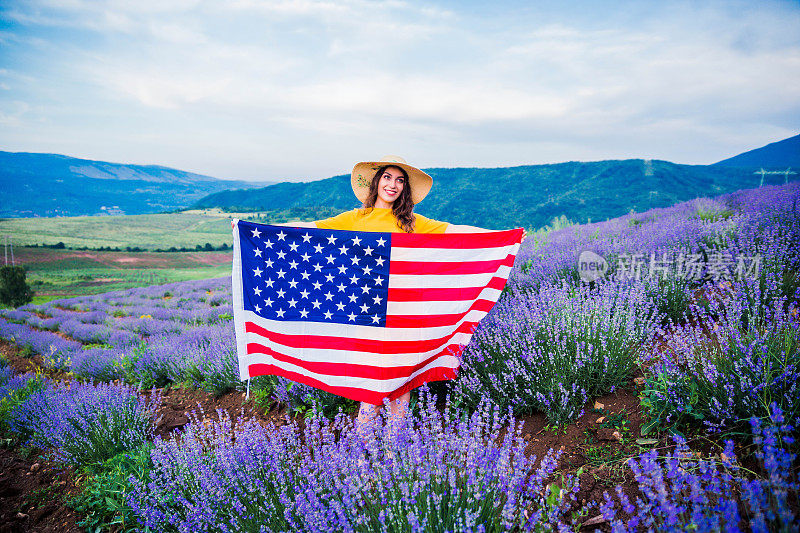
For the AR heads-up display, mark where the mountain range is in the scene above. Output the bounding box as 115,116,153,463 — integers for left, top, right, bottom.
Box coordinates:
191,159,793,230
2,133,797,227
191,134,799,229
0,151,272,217
712,133,799,168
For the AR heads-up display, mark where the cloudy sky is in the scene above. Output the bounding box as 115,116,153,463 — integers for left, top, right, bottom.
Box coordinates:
1,0,798,182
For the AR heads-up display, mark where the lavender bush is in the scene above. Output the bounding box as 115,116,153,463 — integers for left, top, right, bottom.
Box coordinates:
70,345,127,382
600,404,798,532
8,380,162,467
128,391,576,532
0,370,48,435
0,357,11,384
641,262,698,326
58,318,113,344
642,271,800,434
0,359,45,434
161,324,242,395
454,278,660,425
115,339,176,388
0,317,82,369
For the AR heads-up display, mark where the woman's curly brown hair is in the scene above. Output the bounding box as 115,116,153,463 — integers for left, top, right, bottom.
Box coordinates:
359,165,416,233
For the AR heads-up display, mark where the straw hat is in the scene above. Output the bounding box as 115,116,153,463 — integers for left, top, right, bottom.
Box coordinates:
351,155,433,205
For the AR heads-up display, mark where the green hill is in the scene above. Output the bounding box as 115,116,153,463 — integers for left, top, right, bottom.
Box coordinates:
191,159,780,229
713,133,800,168
0,151,273,217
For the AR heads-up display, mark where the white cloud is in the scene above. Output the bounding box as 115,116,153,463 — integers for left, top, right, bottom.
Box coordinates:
281,75,570,123
0,0,798,176
0,101,31,126
225,0,352,17
104,73,233,109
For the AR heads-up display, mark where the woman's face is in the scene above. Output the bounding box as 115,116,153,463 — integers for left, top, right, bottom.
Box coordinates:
375,166,406,208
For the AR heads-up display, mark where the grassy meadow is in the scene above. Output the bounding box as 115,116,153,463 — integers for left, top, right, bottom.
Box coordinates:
0,208,343,251
0,212,236,249
10,247,230,304
0,211,263,303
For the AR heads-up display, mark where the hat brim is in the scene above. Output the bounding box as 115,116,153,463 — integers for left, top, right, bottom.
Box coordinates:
351,161,433,205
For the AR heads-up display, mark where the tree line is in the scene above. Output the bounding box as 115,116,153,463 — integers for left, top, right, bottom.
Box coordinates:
28,242,231,252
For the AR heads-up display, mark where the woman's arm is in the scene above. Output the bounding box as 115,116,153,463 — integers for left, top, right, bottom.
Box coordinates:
444,224,490,233
259,209,355,230
271,221,317,228
445,223,528,242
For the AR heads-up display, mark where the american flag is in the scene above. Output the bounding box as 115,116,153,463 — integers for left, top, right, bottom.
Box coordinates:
231,218,522,404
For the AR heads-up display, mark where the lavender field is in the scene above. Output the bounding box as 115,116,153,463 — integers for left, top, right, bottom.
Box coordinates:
1,182,798,532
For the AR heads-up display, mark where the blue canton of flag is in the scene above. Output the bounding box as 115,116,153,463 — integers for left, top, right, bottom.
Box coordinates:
238,220,391,327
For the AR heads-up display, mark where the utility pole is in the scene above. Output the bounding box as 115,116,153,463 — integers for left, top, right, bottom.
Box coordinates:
3,235,6,266
9,237,13,266
754,167,796,187
755,168,766,187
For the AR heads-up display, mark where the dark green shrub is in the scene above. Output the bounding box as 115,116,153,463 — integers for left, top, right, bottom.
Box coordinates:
0,265,34,307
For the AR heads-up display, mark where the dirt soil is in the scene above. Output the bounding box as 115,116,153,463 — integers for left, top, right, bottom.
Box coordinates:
0,446,82,533
1,340,74,383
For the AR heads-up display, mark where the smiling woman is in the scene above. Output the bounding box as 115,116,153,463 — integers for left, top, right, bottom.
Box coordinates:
357,164,418,233
272,155,526,439
274,157,449,438
288,155,494,234
314,157,449,235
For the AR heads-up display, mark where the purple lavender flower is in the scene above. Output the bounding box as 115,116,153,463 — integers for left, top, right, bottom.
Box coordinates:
8,380,161,467
600,404,798,532
643,269,800,433
454,278,660,425
127,391,575,531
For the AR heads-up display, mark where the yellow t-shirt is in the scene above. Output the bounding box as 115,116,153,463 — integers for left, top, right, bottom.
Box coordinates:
315,208,449,234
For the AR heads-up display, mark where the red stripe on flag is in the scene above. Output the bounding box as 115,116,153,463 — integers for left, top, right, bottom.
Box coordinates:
245,320,477,353
384,366,460,402
385,298,496,327
391,228,523,249
247,363,459,404
387,275,508,301
390,254,515,275
246,342,465,379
